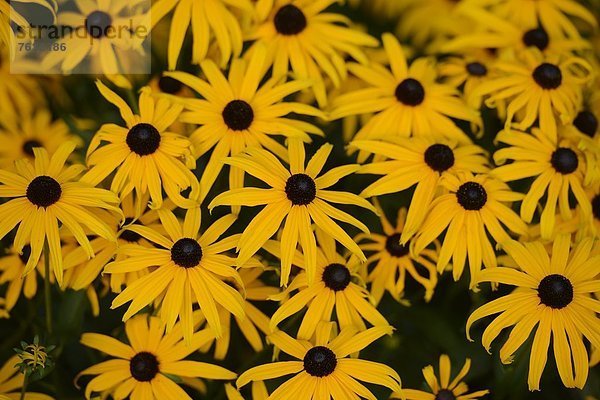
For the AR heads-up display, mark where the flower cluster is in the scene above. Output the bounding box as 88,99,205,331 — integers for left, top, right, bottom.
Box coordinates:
0,0,599,399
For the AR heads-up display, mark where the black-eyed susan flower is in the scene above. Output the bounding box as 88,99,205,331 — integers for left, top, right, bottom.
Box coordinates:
486,0,597,39
493,128,591,240
472,50,592,141
331,34,480,146
42,0,149,87
413,172,528,286
237,324,401,399
105,207,244,341
244,0,378,107
0,142,119,285
266,229,389,339
351,137,490,243
392,354,489,400
79,314,236,399
151,0,251,69
443,7,590,56
209,139,376,285
81,82,199,209
0,109,82,169
167,44,323,199
438,51,496,110
467,235,600,390
0,354,53,399
357,205,438,304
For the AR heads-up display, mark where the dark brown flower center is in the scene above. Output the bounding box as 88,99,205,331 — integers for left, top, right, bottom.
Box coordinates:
532,63,562,89
85,10,113,39
303,346,337,377
22,140,42,157
285,173,316,205
158,76,183,94
573,111,598,137
550,147,578,174
385,233,409,257
322,263,351,291
593,194,600,221
395,78,425,106
424,144,455,172
537,274,573,309
466,62,487,77
456,182,487,210
129,352,159,382
435,389,456,400
26,176,62,208
127,123,161,156
222,100,254,131
522,27,549,51
171,238,203,268
274,4,307,35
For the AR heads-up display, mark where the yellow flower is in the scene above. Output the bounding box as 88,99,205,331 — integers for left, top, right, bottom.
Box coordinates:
150,0,252,69
105,207,244,341
492,128,591,240
472,50,592,141
0,109,83,169
438,51,496,110
209,139,376,285
245,0,378,107
350,137,489,243
81,81,199,209
0,142,119,285
237,324,401,399
266,229,389,339
485,0,596,39
392,354,489,400
467,235,600,391
413,172,528,286
357,205,438,304
79,314,236,400
443,7,590,56
331,34,480,147
167,44,323,200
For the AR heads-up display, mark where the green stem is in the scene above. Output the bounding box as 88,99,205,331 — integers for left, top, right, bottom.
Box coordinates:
19,372,28,400
44,241,53,335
